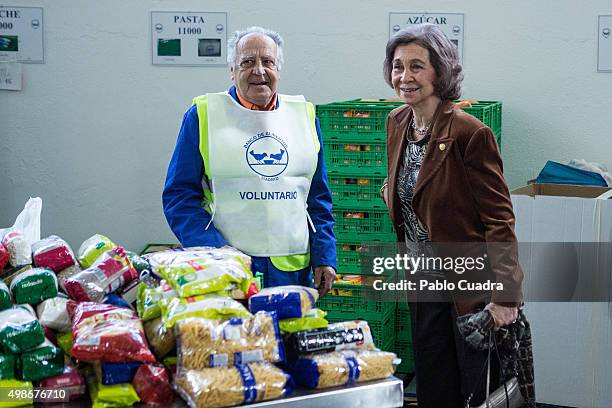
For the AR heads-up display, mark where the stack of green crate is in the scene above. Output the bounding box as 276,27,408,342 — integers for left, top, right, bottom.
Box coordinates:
315,99,402,353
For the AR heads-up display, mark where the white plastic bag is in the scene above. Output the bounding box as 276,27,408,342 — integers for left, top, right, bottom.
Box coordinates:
0,197,42,245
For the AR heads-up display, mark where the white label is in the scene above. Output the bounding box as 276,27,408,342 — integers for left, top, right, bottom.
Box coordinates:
151,11,227,66
0,60,21,90
0,6,44,63
389,12,464,64
598,15,612,72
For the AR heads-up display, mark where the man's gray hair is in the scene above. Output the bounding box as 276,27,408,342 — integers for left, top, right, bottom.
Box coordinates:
227,26,284,70
383,24,463,101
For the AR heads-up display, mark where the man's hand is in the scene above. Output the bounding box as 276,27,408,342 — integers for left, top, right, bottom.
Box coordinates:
485,303,518,328
314,266,336,297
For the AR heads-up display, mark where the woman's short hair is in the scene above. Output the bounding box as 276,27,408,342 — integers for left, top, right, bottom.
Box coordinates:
227,26,284,70
383,24,463,100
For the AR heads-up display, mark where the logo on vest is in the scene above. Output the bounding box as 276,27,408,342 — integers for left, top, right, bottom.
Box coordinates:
244,132,288,180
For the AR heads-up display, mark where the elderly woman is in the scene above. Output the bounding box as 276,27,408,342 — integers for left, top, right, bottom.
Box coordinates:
381,24,532,407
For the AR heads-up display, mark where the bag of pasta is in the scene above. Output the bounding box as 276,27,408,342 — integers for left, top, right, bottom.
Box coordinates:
10,268,58,305
0,306,45,354
0,379,33,407
77,234,116,269
70,302,156,363
36,296,71,332
31,235,76,273
284,320,375,357
137,280,177,322
64,246,137,302
161,295,251,329
286,349,399,389
145,246,253,298
248,285,318,319
143,317,176,359
176,312,284,369
17,338,64,382
174,362,293,408
1,230,31,267
87,371,140,408
278,308,328,334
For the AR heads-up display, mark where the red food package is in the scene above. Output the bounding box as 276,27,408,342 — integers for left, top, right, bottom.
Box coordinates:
71,302,155,363
36,362,86,402
132,364,175,405
64,246,137,302
42,325,57,345
0,243,9,273
32,235,76,273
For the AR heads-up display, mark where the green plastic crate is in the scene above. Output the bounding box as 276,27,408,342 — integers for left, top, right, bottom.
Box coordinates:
317,100,402,139
333,207,396,241
328,174,386,209
323,138,387,175
395,303,412,340
336,241,370,274
458,100,502,136
327,307,396,350
394,339,415,374
318,283,395,322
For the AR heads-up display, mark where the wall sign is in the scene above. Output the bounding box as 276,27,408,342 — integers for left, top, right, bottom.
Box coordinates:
0,6,44,63
598,15,612,72
389,13,464,63
151,11,227,66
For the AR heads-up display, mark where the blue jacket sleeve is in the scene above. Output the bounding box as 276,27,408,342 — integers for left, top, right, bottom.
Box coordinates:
307,117,337,269
162,105,228,248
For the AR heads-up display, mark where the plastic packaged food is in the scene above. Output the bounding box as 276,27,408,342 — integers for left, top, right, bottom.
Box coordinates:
286,349,399,389
17,339,64,382
56,264,82,291
87,373,140,408
161,295,251,329
31,236,76,273
279,308,328,334
176,312,284,370
56,331,72,357
132,364,175,405
64,247,137,302
126,251,149,273
145,246,253,298
1,231,31,267
0,354,15,379
36,296,71,332
95,362,141,385
284,320,375,357
10,268,58,305
103,293,131,309
36,362,86,402
70,302,155,363
143,317,176,359
137,281,176,322
0,281,11,311
0,379,33,407
77,234,116,269
0,306,45,353
0,244,9,273
248,285,318,319
174,362,293,408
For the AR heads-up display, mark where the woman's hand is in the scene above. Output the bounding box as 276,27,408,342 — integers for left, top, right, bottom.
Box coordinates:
380,183,389,207
485,303,518,328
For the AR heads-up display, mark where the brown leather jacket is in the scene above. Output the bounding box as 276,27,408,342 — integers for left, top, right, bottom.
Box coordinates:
385,101,523,310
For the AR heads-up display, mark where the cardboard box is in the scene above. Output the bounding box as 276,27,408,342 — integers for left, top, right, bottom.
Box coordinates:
511,183,612,407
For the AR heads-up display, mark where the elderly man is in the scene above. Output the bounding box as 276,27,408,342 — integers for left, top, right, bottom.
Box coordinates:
163,26,336,296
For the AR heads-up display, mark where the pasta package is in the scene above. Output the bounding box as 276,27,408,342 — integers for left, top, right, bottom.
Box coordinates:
126,251,150,273
284,320,375,357
77,234,116,269
0,281,12,311
0,379,33,407
176,312,284,369
10,268,58,305
56,264,82,292
132,364,175,405
71,302,155,363
87,373,140,408
64,246,137,302
95,362,141,385
36,296,71,332
1,231,31,267
279,308,328,334
143,317,176,359
0,306,45,354
0,353,15,379
248,285,318,319
17,339,64,382
137,281,177,322
31,235,76,273
145,246,253,298
36,362,86,402
161,295,251,329
174,362,293,408
286,349,399,389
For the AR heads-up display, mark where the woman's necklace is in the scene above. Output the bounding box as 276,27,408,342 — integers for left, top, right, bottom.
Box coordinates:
410,115,432,138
